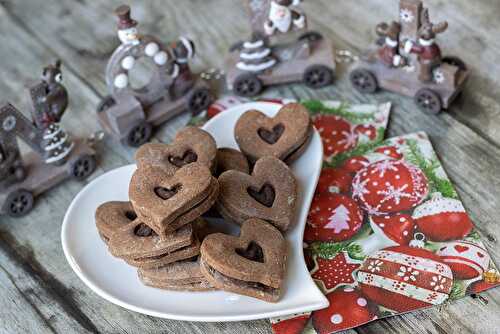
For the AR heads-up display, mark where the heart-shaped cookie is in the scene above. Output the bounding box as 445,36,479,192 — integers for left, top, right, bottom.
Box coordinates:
95,201,138,243
129,162,218,237
135,126,217,175
217,156,297,231
200,218,287,302
107,219,196,269
234,103,312,164
215,147,250,176
138,258,215,291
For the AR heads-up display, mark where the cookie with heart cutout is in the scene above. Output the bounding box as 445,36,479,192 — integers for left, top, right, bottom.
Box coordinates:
135,126,217,175
129,162,219,237
138,257,216,291
234,103,313,164
199,218,287,302
95,201,139,244
216,156,297,232
215,148,250,177
107,217,201,269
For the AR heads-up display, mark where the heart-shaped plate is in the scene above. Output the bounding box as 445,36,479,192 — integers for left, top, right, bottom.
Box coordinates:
61,101,327,322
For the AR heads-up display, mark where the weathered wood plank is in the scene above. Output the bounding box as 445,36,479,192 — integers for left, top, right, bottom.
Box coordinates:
0,0,499,333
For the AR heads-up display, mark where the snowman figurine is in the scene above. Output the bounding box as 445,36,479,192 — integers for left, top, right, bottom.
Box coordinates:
264,0,306,36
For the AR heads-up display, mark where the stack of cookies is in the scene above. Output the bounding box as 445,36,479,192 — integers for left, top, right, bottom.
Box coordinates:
95,103,313,303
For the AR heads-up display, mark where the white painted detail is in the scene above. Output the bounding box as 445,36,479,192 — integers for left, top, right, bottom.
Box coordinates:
236,59,276,72
154,51,168,65
145,42,160,57
121,56,135,70
114,73,129,89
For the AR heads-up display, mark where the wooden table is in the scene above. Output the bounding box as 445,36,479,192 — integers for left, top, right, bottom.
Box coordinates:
0,0,499,333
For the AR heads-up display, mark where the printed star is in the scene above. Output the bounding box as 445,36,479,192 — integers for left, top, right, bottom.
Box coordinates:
378,184,412,205
311,252,362,293
371,159,398,178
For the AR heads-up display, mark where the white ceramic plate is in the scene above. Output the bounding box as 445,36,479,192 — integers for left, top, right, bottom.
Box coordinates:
61,102,327,322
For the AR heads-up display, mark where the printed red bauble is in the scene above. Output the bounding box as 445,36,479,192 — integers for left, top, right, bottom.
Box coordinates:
305,193,364,242
341,156,370,174
436,240,490,280
316,168,353,194
206,96,247,119
271,314,310,334
314,115,357,158
312,287,377,334
352,160,429,215
353,124,377,141
467,280,500,295
375,146,404,160
358,246,453,313
413,193,474,241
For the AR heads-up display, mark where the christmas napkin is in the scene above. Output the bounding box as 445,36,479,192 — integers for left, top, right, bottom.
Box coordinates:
270,129,500,334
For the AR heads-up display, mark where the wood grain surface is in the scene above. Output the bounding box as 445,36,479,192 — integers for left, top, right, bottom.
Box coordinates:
0,0,499,333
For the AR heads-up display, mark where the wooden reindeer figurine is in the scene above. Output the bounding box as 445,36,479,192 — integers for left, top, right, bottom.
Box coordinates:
376,21,406,68
31,60,69,129
404,8,448,82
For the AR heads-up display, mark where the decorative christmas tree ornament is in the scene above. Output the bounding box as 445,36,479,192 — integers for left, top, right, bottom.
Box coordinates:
357,214,416,256
312,287,378,334
304,193,364,243
0,62,98,218
358,246,453,312
313,115,357,159
315,168,353,194
436,240,491,280
226,0,336,97
349,0,469,114
96,5,215,147
374,145,404,160
271,312,310,334
413,192,473,241
341,156,370,174
310,252,362,293
352,159,429,215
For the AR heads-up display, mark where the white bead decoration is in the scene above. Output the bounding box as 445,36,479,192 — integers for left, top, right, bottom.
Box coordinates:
121,56,135,70
114,73,128,88
145,42,160,57
154,51,168,65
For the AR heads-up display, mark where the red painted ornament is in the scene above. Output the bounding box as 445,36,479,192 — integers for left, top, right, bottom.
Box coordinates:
353,124,377,141
413,192,474,241
305,193,364,242
358,246,453,312
316,168,353,194
352,160,429,215
341,156,370,174
436,240,490,280
312,287,378,334
271,313,310,334
375,146,404,160
314,115,357,158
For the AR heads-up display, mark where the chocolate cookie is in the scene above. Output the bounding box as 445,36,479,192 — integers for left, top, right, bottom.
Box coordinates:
129,162,219,237
234,103,312,164
138,258,215,291
135,126,217,175
216,156,297,231
200,218,287,302
215,148,250,176
95,201,138,243
107,220,196,268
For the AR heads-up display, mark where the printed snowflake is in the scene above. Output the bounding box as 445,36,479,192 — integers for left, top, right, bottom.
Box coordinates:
370,159,398,178
377,184,412,205
396,266,420,282
430,275,447,291
351,177,370,199
338,130,358,149
400,9,415,23
433,69,445,84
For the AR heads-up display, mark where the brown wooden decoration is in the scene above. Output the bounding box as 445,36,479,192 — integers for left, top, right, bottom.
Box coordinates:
350,0,469,114
226,0,335,97
97,5,214,147
0,63,97,218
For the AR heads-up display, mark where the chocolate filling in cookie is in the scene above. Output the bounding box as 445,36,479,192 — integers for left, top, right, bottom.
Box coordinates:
258,123,285,144
168,150,198,168
201,258,278,295
154,184,182,200
247,183,276,208
236,241,265,263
